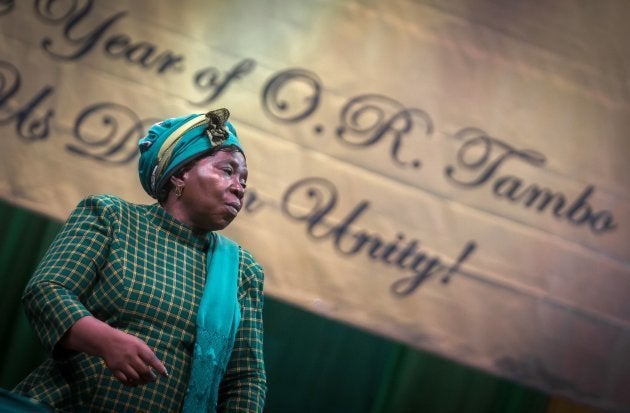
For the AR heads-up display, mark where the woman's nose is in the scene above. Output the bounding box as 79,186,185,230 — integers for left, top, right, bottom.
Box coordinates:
230,179,245,198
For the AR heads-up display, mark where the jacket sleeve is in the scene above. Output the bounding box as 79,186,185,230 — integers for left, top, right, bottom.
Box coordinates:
217,249,267,412
21,195,117,357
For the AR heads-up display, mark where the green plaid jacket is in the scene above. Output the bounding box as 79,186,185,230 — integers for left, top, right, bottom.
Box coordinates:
14,195,266,412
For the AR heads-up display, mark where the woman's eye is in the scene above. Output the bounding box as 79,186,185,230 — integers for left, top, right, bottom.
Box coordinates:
222,167,233,175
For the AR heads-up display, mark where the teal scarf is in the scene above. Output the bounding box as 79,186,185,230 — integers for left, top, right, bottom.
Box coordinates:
182,233,241,412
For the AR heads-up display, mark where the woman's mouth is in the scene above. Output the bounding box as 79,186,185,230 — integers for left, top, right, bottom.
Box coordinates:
225,202,241,216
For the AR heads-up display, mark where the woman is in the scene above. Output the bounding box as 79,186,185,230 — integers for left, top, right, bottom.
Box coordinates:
11,108,266,412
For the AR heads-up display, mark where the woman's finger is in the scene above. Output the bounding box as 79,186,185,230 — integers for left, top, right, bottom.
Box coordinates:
140,350,168,377
122,366,141,383
113,370,130,385
137,364,158,383
126,355,158,385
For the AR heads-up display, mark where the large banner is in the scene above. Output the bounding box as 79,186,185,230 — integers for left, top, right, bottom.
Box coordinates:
1,1,628,411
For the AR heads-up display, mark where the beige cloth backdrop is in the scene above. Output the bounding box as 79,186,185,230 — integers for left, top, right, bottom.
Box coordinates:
1,1,628,411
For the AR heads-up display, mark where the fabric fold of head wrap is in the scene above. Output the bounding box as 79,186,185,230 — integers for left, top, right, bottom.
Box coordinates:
138,108,243,199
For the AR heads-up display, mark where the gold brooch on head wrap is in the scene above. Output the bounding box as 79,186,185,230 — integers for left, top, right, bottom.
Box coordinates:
205,108,230,145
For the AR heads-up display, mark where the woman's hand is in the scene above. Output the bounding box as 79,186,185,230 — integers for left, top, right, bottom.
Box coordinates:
59,316,168,387
100,327,168,386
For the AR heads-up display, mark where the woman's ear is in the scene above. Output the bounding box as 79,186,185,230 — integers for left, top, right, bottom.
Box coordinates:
170,174,185,187
170,162,194,189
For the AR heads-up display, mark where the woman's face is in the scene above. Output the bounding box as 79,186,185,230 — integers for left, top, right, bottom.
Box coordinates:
176,150,247,231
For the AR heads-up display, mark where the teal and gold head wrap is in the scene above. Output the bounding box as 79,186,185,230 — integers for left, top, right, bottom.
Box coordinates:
138,108,243,199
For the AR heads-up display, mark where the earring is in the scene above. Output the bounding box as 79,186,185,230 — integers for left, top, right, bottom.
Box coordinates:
175,184,184,198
